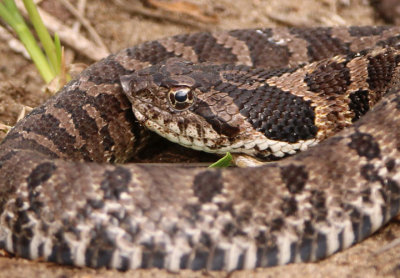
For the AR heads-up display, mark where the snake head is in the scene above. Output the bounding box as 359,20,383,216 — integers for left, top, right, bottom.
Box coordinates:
121,58,203,112
120,58,263,155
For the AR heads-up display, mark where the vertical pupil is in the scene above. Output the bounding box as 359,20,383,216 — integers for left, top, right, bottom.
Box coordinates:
175,90,188,102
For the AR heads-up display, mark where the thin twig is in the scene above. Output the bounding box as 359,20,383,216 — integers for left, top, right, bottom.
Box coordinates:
72,0,86,33
373,238,400,256
16,104,33,122
0,123,12,134
0,25,30,59
59,0,108,52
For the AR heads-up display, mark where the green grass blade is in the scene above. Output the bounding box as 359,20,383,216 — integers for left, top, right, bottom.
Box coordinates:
0,3,17,27
1,0,24,28
15,24,54,83
3,0,19,12
0,0,54,83
54,33,62,68
22,0,59,75
209,152,233,168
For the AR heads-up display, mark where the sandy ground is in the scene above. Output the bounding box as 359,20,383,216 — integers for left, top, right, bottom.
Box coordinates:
1,0,400,277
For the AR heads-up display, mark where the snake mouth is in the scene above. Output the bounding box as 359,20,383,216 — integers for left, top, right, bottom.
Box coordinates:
130,101,230,153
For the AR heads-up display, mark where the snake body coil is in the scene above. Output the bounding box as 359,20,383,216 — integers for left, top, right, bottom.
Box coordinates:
0,26,400,271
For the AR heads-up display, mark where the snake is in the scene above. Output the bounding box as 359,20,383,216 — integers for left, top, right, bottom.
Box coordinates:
0,26,400,271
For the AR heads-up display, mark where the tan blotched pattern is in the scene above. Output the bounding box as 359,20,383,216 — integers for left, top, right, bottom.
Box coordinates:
0,26,400,271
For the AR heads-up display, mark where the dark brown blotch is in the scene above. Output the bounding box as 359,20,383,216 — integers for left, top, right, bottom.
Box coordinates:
228,29,291,68
192,170,223,203
87,198,105,209
100,167,131,200
348,89,370,122
348,26,390,37
305,61,351,95
386,159,396,172
126,40,176,66
367,50,397,91
280,164,309,194
87,57,130,85
360,163,381,182
222,222,236,237
199,232,212,248
281,196,298,216
235,85,317,143
175,32,238,64
270,217,284,231
27,162,57,189
310,190,327,222
348,132,381,159
361,188,372,203
290,27,350,61
23,113,77,155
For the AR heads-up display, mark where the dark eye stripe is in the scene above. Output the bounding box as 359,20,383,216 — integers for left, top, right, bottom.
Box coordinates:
169,92,176,104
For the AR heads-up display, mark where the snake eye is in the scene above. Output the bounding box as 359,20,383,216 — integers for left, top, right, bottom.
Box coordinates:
168,87,195,111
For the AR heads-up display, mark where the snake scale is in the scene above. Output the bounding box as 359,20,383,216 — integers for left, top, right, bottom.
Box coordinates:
1,26,400,271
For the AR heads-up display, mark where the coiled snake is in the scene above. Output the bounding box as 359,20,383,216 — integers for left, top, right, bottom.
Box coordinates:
0,26,400,271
